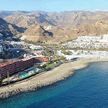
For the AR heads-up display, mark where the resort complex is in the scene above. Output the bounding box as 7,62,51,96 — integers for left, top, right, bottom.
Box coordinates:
0,33,108,98
1,0,108,108
0,40,63,87
63,35,108,49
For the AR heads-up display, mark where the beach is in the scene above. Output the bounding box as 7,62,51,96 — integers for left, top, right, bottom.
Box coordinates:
0,57,108,99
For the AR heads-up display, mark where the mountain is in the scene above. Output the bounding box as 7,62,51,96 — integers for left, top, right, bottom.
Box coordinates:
0,17,15,39
2,11,108,43
0,17,27,41
3,11,108,27
21,24,53,42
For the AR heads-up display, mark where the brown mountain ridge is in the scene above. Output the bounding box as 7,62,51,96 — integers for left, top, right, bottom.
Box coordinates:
1,11,108,43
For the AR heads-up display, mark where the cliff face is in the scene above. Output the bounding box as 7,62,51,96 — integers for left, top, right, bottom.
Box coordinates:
2,11,108,43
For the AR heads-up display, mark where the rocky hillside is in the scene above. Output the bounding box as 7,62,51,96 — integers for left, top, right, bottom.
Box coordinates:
0,17,26,40
0,14,53,42
0,18,16,39
21,24,53,42
2,11,108,43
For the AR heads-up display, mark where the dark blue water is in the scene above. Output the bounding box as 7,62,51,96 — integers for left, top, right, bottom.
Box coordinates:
1,62,108,108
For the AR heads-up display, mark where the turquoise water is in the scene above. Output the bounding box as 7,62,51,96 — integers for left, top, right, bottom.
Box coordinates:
1,62,108,108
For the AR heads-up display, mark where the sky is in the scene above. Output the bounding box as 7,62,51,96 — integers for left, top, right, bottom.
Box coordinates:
0,0,108,12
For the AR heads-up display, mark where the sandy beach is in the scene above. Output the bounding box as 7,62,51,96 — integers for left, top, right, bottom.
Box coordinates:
0,57,108,99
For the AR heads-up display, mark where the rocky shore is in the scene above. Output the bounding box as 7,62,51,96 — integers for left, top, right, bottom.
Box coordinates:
0,57,108,99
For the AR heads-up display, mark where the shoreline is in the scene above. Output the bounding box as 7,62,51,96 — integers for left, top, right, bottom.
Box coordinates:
0,57,108,99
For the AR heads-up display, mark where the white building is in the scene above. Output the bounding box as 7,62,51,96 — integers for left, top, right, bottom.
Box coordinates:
57,50,108,61
63,34,108,49
29,45,44,50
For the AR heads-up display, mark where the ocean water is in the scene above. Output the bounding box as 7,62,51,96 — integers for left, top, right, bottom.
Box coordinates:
1,62,108,108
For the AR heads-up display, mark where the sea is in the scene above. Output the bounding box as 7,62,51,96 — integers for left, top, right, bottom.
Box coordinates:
0,62,108,108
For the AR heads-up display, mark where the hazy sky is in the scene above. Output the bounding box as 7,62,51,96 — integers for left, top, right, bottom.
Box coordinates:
0,0,108,12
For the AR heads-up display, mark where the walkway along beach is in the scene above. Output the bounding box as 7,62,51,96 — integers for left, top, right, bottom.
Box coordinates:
0,57,108,99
